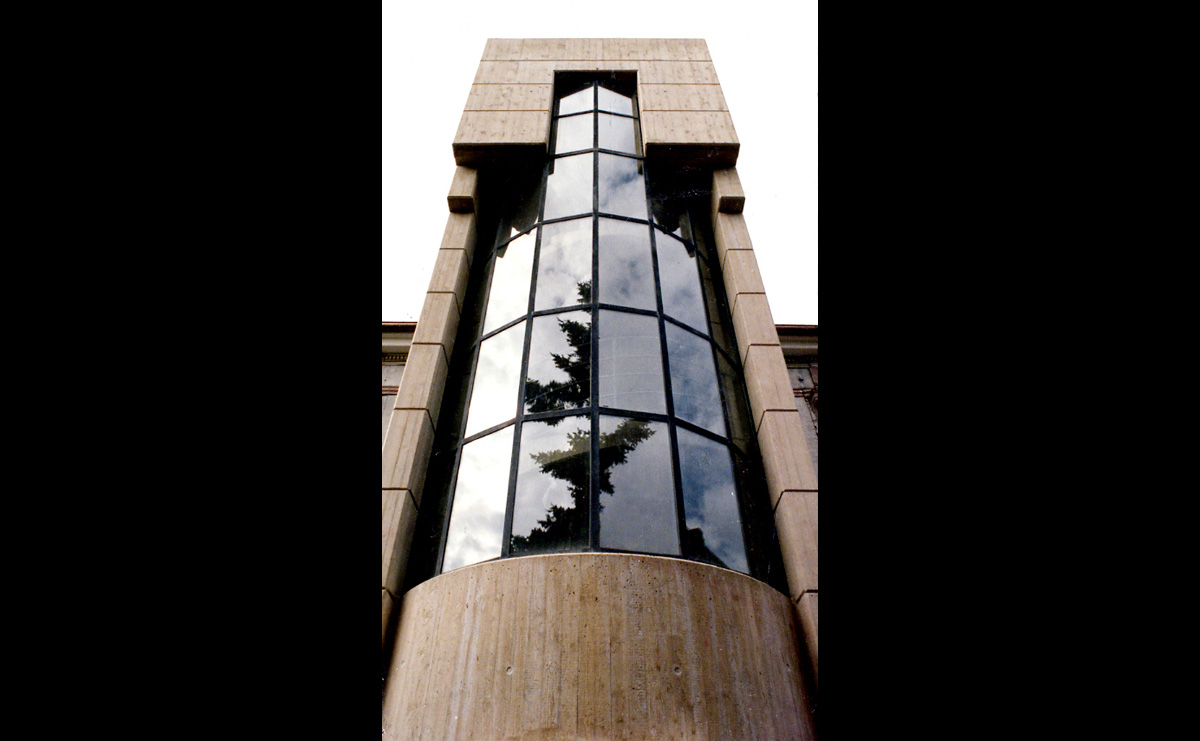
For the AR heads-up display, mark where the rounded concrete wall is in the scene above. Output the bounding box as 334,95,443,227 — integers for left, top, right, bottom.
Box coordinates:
382,553,813,740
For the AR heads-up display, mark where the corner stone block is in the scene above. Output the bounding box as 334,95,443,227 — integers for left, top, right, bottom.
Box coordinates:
711,212,754,271
438,212,478,267
723,248,767,302
382,487,419,596
425,247,471,316
713,168,745,214
794,591,818,687
731,292,780,366
758,410,819,507
774,489,818,599
447,166,478,213
410,292,461,367
393,343,449,430
381,409,435,504
743,345,800,432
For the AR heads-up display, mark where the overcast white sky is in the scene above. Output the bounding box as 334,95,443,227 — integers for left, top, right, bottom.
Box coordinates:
382,1,817,325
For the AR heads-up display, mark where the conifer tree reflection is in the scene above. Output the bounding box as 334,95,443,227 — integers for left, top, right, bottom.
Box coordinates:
509,416,654,554
523,281,592,415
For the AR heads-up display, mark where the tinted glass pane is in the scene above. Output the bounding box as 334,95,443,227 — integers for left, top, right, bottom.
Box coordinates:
543,154,594,221
554,113,593,154
596,85,633,116
597,113,636,155
655,234,708,333
482,231,535,335
443,427,515,572
598,310,665,414
464,321,525,437
598,154,646,220
534,217,592,311
597,416,678,554
510,415,590,555
598,218,655,311
716,351,753,455
665,324,725,436
525,311,591,415
676,428,747,574
558,86,593,115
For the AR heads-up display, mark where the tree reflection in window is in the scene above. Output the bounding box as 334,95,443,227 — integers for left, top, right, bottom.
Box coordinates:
510,416,655,556
433,76,771,582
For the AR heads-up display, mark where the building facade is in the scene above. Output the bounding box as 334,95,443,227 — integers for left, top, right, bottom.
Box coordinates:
382,40,817,739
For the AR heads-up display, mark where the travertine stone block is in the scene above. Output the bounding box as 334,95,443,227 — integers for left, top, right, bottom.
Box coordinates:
438,212,477,267
382,553,813,741
642,111,739,146
638,61,720,84
480,38,710,62
774,489,818,599
381,409,435,503
393,343,449,430
382,487,419,595
723,248,766,300
743,345,799,433
731,292,780,366
711,212,754,270
794,591,818,687
425,247,471,315
639,84,727,112
447,167,478,213
712,168,745,213
463,84,553,112
410,292,461,366
454,110,550,146
758,410,819,506
481,38,524,60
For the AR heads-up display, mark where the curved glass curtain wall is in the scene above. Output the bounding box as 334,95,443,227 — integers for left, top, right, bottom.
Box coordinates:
438,78,754,577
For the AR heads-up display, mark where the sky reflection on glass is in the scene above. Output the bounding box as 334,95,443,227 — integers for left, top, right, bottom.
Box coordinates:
482,231,534,336
598,218,655,311
598,154,646,219
525,311,591,415
464,321,524,437
655,234,708,333
534,217,591,311
555,113,593,153
558,86,594,115
543,154,593,221
510,415,590,555
443,426,515,572
676,428,747,574
598,416,678,555
596,86,633,116
598,310,665,414
666,323,725,435
598,113,636,155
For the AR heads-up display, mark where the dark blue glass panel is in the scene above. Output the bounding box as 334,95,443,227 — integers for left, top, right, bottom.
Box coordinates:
665,324,724,436
597,416,679,555
676,428,748,573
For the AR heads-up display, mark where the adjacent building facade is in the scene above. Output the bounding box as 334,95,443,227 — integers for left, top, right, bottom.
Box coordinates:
382,39,817,739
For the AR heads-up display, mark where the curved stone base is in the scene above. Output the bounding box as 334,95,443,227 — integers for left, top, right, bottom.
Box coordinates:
382,553,813,740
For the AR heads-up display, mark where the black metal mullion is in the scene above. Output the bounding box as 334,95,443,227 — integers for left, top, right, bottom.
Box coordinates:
589,82,601,553
643,161,689,559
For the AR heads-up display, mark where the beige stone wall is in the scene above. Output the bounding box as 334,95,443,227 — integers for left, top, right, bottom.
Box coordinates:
454,39,738,167
381,167,481,645
383,553,814,740
712,167,819,685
